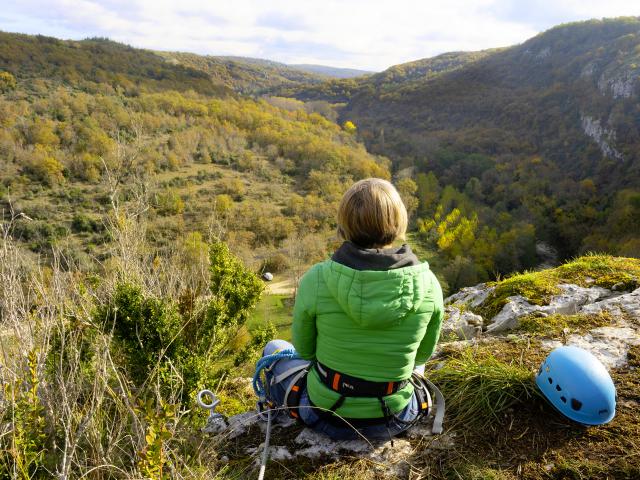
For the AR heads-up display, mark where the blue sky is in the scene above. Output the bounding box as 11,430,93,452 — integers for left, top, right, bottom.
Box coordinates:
1,0,639,71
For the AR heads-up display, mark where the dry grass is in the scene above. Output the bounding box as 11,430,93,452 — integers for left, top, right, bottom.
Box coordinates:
0,180,251,479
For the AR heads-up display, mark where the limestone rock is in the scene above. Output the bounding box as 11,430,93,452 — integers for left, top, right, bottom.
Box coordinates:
541,326,640,369
243,427,433,478
580,287,640,321
581,115,624,161
445,284,494,308
487,284,613,333
443,306,483,340
202,415,228,434
204,411,261,439
546,284,612,314
486,296,536,333
598,71,635,99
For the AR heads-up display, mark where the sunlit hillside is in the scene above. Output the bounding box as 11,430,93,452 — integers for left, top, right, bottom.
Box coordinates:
279,18,640,287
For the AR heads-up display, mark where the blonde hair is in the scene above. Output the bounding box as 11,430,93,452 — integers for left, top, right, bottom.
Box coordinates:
337,178,408,248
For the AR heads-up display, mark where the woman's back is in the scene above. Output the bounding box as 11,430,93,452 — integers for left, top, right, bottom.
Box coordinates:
293,243,443,419
258,178,444,439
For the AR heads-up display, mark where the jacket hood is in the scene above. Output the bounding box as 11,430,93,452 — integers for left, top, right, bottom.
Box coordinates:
321,260,433,328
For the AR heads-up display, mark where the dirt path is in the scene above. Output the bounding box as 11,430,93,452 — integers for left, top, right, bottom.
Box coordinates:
266,278,295,295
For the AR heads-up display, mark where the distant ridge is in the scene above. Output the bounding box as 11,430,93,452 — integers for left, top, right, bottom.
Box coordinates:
0,31,367,95
290,64,373,78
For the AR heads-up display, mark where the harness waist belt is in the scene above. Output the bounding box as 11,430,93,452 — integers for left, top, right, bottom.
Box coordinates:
314,361,409,397
307,397,389,427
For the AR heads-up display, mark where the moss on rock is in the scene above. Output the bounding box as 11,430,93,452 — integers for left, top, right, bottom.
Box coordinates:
517,311,613,337
474,254,640,320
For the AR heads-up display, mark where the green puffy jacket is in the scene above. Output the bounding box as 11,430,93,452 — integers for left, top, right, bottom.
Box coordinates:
292,259,444,419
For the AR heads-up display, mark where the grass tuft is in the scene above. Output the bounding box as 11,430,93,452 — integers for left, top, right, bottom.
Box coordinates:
428,348,544,429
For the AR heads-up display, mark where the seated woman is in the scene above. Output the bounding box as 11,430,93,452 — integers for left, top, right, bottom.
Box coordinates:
261,178,444,440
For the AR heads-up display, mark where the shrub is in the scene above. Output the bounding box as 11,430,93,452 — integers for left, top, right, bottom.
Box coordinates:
343,120,357,134
155,189,184,216
95,282,183,385
0,71,17,93
94,241,264,397
69,153,101,182
218,177,245,200
1,350,48,478
71,213,101,233
205,241,264,334
21,146,65,186
260,252,290,274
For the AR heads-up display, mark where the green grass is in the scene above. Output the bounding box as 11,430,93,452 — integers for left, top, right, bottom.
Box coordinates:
475,254,640,320
247,294,294,340
428,347,544,429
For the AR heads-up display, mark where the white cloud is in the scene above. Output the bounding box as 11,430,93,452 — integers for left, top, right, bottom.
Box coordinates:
0,0,638,70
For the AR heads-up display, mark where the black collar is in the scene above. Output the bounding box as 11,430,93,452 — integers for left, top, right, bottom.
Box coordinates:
331,241,420,271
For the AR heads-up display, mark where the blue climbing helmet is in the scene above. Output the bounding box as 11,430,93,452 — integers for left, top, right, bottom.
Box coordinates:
536,345,616,425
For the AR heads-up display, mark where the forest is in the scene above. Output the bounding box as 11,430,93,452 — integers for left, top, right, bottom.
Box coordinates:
0,55,389,276
277,18,640,285
3,25,624,294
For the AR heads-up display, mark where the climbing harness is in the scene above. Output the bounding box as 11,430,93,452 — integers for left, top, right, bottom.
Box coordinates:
311,362,445,437
283,367,308,421
198,349,446,479
253,349,445,432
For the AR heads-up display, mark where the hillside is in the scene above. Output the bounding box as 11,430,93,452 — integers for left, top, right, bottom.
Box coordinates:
277,18,640,288
277,50,497,101
2,20,640,297
342,17,640,176
0,32,227,96
0,31,340,96
0,31,389,276
154,52,330,93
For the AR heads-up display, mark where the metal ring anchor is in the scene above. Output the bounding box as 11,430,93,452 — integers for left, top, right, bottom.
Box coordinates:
197,389,228,434
197,389,221,418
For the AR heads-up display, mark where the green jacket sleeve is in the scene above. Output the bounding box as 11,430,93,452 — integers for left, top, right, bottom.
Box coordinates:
414,272,444,365
291,265,319,360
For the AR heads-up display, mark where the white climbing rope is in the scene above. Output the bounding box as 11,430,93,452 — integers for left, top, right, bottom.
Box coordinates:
258,408,272,480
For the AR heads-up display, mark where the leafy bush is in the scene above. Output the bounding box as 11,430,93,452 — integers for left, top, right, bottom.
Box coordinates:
0,71,17,93
94,241,265,397
71,213,102,233
95,282,183,385
155,189,184,216
260,252,290,274
20,146,65,186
